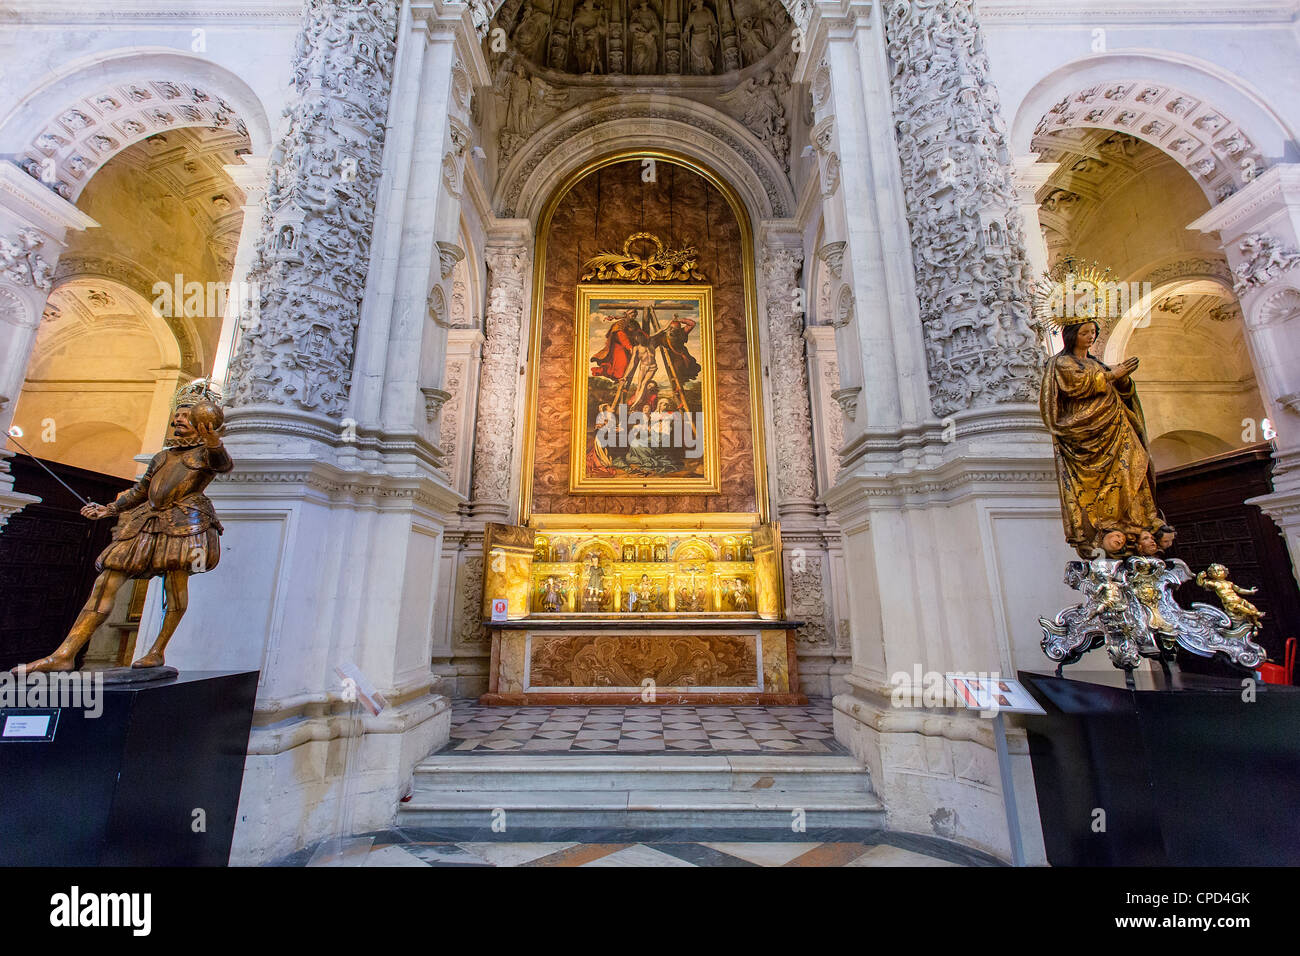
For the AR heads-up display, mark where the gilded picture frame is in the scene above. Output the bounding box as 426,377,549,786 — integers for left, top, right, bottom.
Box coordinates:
569,283,720,494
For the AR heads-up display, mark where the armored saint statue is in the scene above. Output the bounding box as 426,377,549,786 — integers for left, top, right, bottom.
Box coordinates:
1039,319,1159,556
14,381,232,673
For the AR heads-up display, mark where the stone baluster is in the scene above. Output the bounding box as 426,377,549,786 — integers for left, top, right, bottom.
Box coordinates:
470,227,532,517
224,0,401,422
760,231,818,515
882,0,1042,417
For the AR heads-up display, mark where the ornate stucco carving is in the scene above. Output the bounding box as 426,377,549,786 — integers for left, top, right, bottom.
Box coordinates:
440,359,465,467
788,553,829,647
470,241,530,504
884,0,1043,417
0,228,54,292
821,360,843,470
1232,232,1300,293
493,0,790,76
454,552,487,646
761,244,817,505
225,0,399,417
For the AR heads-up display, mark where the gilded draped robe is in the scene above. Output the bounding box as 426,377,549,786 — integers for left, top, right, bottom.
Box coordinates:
1039,352,1159,549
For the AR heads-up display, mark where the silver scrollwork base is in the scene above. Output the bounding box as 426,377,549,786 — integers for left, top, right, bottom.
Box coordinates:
1039,557,1267,673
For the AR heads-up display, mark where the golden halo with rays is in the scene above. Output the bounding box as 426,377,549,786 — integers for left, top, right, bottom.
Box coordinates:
1032,255,1121,332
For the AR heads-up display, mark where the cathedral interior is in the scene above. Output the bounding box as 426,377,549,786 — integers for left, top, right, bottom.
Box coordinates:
1,0,1299,875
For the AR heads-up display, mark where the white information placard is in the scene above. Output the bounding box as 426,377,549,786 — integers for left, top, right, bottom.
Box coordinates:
3,714,52,738
943,675,1046,715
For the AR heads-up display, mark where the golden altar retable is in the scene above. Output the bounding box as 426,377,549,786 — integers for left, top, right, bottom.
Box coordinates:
480,521,805,704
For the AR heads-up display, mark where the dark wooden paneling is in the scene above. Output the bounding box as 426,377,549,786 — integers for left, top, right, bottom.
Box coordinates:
0,455,131,670
1157,444,1300,683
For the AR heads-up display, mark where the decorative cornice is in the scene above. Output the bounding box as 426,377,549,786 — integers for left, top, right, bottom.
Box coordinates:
0,163,98,234
0,1,302,23
978,0,1300,23
1189,164,1300,236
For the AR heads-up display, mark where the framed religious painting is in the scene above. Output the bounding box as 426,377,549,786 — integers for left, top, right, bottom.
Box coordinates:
569,282,720,494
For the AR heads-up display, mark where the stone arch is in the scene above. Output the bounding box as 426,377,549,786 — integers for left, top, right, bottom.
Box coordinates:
1103,275,1235,365
1150,428,1235,470
35,277,183,373
51,253,203,375
495,94,794,223
0,48,272,203
1012,51,1295,205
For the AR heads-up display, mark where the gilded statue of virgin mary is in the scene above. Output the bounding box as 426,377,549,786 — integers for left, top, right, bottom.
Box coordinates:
1039,319,1160,555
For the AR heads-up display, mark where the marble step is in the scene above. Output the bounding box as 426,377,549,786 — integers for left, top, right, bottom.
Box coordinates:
398,788,886,830
410,753,874,794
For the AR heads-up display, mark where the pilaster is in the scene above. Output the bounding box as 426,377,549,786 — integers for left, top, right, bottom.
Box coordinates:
0,161,98,530
1189,163,1300,583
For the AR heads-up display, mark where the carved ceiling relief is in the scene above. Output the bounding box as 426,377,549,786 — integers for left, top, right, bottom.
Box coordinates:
489,0,797,175
1035,81,1267,203
17,81,250,205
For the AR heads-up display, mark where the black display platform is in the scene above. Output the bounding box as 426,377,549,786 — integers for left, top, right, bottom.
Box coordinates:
1020,669,1300,866
0,669,258,866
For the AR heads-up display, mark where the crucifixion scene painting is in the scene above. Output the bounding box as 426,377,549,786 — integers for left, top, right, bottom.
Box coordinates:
571,285,719,493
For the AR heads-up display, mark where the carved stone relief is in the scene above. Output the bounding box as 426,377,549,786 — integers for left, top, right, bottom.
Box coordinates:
884,0,1043,417
471,241,530,504
1233,232,1300,293
0,229,54,292
761,244,817,506
225,0,400,417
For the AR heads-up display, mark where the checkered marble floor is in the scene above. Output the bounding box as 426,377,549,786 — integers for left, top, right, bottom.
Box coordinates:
321,840,961,867
443,699,845,754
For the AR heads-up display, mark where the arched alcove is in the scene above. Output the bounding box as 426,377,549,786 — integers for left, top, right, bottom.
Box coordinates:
5,278,182,478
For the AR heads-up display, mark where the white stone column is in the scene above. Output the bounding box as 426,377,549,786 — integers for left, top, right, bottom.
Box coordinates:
470,221,532,521
158,0,478,864
804,324,843,494
0,162,97,529
211,155,269,391
1189,164,1300,583
1012,155,1058,282
758,224,818,517
804,0,1065,864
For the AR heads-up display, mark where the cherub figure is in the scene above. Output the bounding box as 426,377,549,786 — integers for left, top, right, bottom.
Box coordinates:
1196,563,1265,631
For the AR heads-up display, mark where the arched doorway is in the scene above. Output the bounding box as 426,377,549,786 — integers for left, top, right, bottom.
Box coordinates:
0,71,256,669
1028,106,1300,670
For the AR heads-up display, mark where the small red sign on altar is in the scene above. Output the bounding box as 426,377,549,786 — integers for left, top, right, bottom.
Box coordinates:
490,598,508,622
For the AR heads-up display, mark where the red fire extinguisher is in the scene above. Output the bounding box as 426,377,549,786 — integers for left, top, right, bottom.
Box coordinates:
1258,637,1297,685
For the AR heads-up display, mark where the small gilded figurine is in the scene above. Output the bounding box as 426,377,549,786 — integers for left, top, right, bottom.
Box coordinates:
1196,563,1266,632
730,577,751,612
15,380,231,673
540,575,565,612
